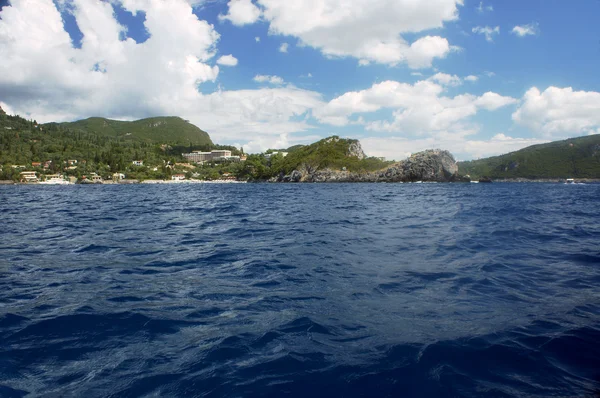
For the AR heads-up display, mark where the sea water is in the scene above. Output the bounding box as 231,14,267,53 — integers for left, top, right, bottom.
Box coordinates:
1,183,599,397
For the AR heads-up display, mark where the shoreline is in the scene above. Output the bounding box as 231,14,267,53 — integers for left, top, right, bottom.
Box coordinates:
0,179,247,185
1,178,598,185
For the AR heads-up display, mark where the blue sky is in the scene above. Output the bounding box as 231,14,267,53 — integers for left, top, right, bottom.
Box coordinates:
1,0,600,160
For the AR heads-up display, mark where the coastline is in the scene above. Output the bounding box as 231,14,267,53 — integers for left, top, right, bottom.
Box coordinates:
2,178,598,185
0,179,247,185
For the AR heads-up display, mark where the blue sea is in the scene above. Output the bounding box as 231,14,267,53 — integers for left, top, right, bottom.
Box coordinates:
1,183,599,397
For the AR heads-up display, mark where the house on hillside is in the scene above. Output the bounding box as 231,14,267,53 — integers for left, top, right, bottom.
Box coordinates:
20,171,38,183
171,174,186,181
264,151,288,160
132,160,143,166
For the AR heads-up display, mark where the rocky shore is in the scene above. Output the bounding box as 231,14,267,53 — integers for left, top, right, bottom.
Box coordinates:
273,149,470,183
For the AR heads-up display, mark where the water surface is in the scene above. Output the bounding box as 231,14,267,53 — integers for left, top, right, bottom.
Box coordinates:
1,183,599,397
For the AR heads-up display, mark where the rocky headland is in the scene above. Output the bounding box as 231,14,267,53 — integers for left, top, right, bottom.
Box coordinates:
275,149,470,183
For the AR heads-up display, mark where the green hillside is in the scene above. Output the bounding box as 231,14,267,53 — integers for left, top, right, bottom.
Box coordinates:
241,136,393,180
59,116,212,145
458,134,600,179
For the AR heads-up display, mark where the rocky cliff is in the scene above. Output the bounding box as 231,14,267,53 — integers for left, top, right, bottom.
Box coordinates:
278,149,468,183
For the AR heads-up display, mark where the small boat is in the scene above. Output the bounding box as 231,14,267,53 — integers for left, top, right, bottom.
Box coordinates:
565,178,585,185
39,174,71,185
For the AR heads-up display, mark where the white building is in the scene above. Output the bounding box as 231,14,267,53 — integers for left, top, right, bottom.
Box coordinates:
20,171,38,183
172,174,186,181
264,151,288,160
132,160,144,166
182,149,234,163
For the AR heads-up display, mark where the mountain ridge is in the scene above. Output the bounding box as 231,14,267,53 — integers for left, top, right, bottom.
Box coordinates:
457,134,600,179
57,116,213,145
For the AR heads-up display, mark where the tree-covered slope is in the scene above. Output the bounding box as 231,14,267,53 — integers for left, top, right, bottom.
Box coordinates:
241,136,393,180
59,116,213,145
458,134,600,179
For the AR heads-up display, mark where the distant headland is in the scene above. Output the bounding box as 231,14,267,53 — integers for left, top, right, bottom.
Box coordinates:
1,111,600,184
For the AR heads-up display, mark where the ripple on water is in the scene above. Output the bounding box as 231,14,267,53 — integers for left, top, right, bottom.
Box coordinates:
1,183,600,397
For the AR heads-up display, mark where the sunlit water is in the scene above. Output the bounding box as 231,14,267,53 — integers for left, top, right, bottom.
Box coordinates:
1,183,599,397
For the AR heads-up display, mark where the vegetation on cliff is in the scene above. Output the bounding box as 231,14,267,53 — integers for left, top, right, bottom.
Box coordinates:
458,134,600,179
288,149,464,183
247,136,392,180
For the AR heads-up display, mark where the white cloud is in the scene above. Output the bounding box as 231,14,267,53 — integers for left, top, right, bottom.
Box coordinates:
476,2,493,13
513,86,600,138
0,0,220,122
256,0,462,67
253,74,285,84
218,0,261,26
279,42,289,53
429,72,462,87
361,133,547,162
472,26,500,42
484,71,496,78
475,91,518,110
0,0,325,153
186,86,323,143
255,36,260,42
464,75,478,82
0,101,15,116
512,23,539,37
216,54,238,66
314,79,517,135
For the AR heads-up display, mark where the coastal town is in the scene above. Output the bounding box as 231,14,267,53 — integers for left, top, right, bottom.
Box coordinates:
0,148,297,185
1,149,259,184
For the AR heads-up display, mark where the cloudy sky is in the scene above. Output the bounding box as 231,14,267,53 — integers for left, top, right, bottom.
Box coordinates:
1,0,600,160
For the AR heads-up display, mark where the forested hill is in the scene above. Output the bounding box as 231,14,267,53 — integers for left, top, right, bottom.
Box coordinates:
0,112,235,181
243,136,393,180
458,134,600,179
58,116,213,145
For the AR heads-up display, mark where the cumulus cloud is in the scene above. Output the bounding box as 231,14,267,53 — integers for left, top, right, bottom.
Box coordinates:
216,54,238,66
218,0,261,26
464,75,478,82
253,74,284,85
279,42,288,53
256,0,462,67
186,87,323,143
255,36,260,42
0,0,220,122
512,86,600,138
512,23,539,37
0,0,325,152
475,91,518,110
361,134,548,162
429,72,462,87
472,26,500,42
314,79,517,133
